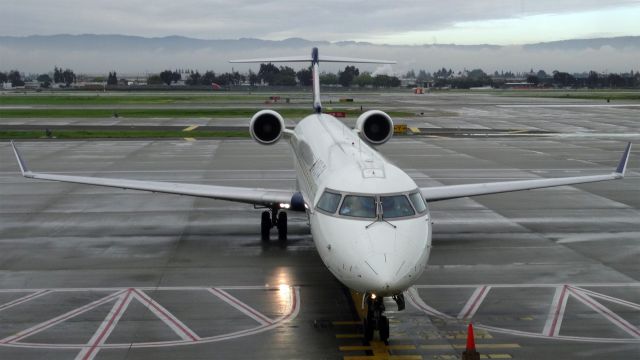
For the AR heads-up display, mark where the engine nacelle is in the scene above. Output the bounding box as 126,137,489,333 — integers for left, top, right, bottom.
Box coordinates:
355,110,394,145
249,110,285,145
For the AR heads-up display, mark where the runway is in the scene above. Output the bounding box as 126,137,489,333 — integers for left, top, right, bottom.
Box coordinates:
1,93,639,359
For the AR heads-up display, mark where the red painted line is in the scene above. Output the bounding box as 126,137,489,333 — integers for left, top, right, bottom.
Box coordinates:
133,289,198,341
548,285,568,336
570,288,640,337
81,289,132,360
211,288,273,325
462,286,488,319
2,291,124,344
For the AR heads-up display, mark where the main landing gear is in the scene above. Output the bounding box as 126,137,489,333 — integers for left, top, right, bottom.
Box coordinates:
261,206,287,242
363,293,405,343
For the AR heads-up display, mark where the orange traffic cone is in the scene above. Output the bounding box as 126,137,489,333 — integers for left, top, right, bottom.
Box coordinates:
461,323,480,360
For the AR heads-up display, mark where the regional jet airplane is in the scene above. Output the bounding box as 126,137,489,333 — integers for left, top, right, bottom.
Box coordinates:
11,48,632,342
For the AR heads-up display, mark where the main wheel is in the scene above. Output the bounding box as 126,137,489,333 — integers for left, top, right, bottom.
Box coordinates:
261,211,271,242
277,211,287,241
379,316,390,342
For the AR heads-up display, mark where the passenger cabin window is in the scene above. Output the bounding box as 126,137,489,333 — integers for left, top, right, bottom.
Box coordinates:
339,195,376,218
409,192,427,213
381,195,415,218
317,191,342,213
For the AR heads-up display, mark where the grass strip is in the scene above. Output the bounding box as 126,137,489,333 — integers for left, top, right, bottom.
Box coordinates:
0,130,250,139
0,108,415,118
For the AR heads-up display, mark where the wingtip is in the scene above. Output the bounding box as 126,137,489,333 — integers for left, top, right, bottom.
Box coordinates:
614,142,632,177
10,140,29,176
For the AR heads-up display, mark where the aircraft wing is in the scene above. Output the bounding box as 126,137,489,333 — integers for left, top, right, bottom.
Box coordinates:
11,141,296,207
421,142,631,202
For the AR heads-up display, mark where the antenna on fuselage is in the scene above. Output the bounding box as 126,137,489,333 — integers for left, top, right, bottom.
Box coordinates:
230,49,396,115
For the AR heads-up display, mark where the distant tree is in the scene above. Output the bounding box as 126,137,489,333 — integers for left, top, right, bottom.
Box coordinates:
8,70,24,87
53,67,63,83
416,70,430,82
107,71,118,85
467,69,488,80
37,74,52,88
187,71,201,85
405,70,416,78
147,74,163,85
201,71,216,85
552,70,576,88
536,70,548,79
319,73,338,85
172,71,181,83
0,71,7,83
353,72,373,87
37,74,52,83
272,66,296,86
61,69,75,86
338,65,359,87
526,75,539,85
373,74,401,88
258,63,279,85
248,69,259,86
608,74,625,88
296,67,312,86
159,70,174,85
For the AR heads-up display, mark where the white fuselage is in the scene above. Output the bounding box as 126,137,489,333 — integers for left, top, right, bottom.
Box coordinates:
288,113,432,297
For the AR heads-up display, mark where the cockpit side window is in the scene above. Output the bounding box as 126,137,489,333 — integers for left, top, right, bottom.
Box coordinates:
317,191,342,213
381,195,415,218
409,192,427,213
339,195,376,218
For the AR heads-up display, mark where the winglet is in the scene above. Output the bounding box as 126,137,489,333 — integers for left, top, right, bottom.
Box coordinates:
614,142,632,177
10,140,31,177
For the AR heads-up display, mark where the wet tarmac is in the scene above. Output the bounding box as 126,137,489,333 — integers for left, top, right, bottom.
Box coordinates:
1,92,639,359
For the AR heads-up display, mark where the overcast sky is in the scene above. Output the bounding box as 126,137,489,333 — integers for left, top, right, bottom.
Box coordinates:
3,0,640,45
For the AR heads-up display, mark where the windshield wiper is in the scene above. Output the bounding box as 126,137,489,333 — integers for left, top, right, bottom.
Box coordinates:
365,202,396,229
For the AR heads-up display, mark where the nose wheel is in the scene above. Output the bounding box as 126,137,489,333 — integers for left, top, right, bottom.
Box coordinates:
363,296,390,343
260,207,287,242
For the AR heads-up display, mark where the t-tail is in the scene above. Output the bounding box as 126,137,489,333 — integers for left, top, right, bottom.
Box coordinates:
230,47,395,113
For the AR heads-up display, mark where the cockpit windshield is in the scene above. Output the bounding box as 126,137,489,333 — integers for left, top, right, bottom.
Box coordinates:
316,189,427,220
381,195,415,218
339,195,376,218
409,192,427,213
316,191,341,213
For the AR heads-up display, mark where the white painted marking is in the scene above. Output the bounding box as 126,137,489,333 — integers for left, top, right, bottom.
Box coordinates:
405,287,454,319
498,104,640,108
568,287,640,339
74,290,133,360
132,289,200,341
457,285,490,320
408,284,640,343
543,285,569,337
0,290,125,344
208,288,272,326
575,287,640,311
0,290,50,312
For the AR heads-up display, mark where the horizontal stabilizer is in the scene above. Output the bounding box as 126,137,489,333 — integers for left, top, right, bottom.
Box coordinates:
230,56,311,63
230,55,395,64
319,56,396,64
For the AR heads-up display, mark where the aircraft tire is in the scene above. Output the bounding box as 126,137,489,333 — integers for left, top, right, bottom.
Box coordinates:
277,212,287,241
261,211,271,242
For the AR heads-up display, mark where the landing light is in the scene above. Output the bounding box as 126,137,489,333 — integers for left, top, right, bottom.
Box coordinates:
370,293,377,300
279,203,291,209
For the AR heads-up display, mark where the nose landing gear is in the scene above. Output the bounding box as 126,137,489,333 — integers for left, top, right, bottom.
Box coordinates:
363,296,390,342
260,206,287,242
